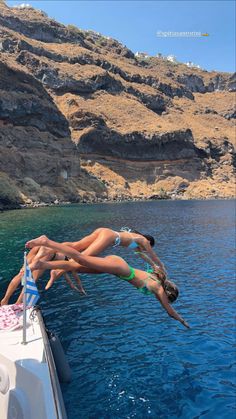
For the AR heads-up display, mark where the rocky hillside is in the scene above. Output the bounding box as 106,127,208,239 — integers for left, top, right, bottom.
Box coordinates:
0,3,235,209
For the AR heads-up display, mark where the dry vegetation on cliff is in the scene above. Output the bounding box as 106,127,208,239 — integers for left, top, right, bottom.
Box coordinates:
0,3,235,208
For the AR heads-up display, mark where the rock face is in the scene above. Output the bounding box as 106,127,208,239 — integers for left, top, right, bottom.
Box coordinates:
0,3,235,208
0,61,80,204
0,62,69,137
79,128,202,161
176,72,236,93
0,7,87,45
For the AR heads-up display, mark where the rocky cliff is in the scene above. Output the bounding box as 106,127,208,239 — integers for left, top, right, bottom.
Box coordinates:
0,3,235,209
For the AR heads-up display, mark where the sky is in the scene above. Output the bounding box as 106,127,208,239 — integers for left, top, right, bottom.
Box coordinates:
7,0,236,72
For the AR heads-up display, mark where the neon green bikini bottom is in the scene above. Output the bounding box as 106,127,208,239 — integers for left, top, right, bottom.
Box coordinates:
118,266,153,296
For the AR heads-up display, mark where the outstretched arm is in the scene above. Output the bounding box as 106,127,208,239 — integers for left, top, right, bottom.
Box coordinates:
135,250,167,279
63,272,87,295
150,283,190,328
136,239,167,274
71,272,87,295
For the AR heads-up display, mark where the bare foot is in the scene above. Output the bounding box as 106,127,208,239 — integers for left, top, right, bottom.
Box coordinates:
30,260,43,272
1,297,9,306
45,269,59,290
26,235,48,249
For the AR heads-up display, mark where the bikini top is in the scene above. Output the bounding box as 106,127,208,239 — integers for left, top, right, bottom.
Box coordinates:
118,227,139,249
128,240,139,249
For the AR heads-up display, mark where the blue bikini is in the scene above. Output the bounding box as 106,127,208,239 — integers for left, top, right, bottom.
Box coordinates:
113,235,121,247
113,227,139,249
127,241,139,250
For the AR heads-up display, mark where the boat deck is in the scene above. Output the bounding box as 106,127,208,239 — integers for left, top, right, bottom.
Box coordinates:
0,307,67,419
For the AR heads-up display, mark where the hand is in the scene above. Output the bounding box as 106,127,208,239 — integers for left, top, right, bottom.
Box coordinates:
182,319,190,329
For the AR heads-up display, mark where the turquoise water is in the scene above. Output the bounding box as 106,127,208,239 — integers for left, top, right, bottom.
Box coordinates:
0,200,235,418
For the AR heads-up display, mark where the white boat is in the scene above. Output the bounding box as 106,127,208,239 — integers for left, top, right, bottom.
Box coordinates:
0,306,68,419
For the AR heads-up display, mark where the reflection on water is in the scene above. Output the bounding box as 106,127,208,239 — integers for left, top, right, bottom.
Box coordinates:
0,200,235,418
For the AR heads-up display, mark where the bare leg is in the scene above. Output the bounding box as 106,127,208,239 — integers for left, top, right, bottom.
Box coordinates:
62,229,101,252
14,267,43,304
31,251,130,276
0,247,41,305
26,246,40,263
36,229,115,288
14,247,60,304
31,259,82,273
26,229,116,258
26,236,81,259
46,230,103,284
1,270,23,305
27,231,116,267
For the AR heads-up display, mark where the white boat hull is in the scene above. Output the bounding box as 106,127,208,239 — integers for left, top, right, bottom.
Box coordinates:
0,306,67,419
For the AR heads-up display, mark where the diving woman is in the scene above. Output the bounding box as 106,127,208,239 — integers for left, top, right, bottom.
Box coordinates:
26,235,190,329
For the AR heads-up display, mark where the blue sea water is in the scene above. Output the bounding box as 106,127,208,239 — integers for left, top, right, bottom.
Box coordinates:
0,200,235,419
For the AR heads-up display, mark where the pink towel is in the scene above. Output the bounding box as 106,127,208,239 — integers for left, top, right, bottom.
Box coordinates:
0,304,24,331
